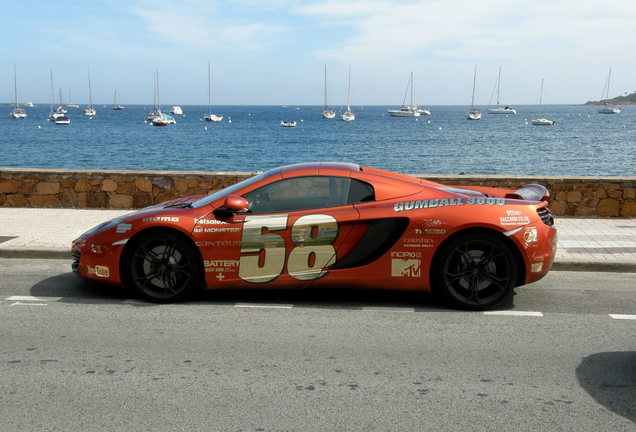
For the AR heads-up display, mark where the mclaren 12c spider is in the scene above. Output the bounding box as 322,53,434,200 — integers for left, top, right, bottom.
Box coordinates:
72,162,557,310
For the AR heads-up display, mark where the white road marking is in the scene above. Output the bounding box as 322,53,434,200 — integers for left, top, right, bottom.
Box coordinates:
483,311,544,317
609,314,636,320
362,306,415,313
234,303,293,309
10,302,48,307
6,295,62,302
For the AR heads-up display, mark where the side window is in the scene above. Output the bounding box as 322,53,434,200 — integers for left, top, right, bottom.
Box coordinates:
244,176,356,213
348,179,375,204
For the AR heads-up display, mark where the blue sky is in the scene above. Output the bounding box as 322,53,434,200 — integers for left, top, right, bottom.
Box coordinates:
2,0,635,106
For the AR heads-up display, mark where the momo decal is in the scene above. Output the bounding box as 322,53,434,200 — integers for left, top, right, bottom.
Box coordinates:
394,197,505,212
142,216,179,223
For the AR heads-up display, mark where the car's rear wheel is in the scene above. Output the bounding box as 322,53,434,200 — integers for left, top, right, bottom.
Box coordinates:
122,231,201,303
433,233,517,310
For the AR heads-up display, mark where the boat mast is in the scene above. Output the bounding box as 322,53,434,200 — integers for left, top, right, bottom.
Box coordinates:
87,68,93,109
208,61,212,114
346,64,351,111
323,64,328,109
539,78,544,105
496,66,501,105
410,71,414,108
13,64,19,108
470,65,477,109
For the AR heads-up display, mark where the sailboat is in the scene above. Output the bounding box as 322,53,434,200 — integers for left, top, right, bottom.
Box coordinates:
54,87,71,124
203,61,223,122
341,64,355,122
48,70,63,122
112,89,125,110
388,72,421,117
321,65,336,119
467,65,481,120
531,79,555,126
150,70,176,126
598,68,620,114
488,66,516,114
9,64,27,119
84,68,96,117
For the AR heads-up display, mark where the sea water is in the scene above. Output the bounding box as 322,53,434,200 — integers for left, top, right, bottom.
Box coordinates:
1,104,634,176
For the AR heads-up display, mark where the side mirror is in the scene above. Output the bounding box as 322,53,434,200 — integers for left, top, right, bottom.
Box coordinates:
222,194,250,213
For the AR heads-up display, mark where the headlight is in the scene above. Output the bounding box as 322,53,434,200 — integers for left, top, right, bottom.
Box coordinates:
81,219,123,237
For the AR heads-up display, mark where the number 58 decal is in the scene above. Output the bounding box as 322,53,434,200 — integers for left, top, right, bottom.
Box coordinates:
238,214,339,283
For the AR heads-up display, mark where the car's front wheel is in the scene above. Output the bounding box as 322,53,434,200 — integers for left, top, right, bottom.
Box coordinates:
433,233,517,310
122,231,201,303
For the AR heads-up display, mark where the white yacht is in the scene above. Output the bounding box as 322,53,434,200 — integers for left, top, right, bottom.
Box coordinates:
388,72,421,118
321,65,336,119
10,65,27,119
531,78,555,126
204,61,223,122
170,106,183,115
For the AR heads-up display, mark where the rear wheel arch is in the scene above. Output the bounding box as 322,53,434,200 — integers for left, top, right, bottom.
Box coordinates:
430,227,526,310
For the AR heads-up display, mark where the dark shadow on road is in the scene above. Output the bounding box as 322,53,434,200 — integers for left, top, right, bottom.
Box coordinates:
576,352,636,423
28,271,517,311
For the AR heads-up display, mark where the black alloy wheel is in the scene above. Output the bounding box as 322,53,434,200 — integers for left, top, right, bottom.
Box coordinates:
123,231,201,303
433,233,517,310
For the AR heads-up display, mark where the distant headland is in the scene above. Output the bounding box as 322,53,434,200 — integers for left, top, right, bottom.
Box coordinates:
585,91,636,105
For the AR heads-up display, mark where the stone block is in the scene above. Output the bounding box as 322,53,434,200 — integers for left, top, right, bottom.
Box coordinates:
6,194,26,206
135,178,153,193
0,181,19,193
624,188,636,199
75,179,92,192
595,188,607,199
133,192,153,208
35,182,60,195
61,188,79,207
116,182,136,196
101,179,118,192
152,177,172,189
28,195,62,207
607,189,622,199
566,190,582,202
87,192,107,208
597,198,620,217
621,201,636,217
549,201,566,216
109,193,133,209
174,178,188,194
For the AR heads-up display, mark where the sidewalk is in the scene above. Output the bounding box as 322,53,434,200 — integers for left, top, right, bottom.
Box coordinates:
1,208,635,272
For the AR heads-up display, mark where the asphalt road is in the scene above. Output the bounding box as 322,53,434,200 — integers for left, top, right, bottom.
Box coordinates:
1,259,634,432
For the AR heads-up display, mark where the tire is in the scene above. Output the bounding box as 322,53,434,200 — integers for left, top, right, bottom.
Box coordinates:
433,233,517,311
121,231,201,303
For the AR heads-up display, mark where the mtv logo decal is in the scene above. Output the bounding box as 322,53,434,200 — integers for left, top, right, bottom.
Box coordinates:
392,259,421,277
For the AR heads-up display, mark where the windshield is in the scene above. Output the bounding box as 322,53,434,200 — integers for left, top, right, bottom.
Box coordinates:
190,168,279,209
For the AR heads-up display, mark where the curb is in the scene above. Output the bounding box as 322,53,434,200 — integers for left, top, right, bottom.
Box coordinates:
1,248,636,273
0,248,70,260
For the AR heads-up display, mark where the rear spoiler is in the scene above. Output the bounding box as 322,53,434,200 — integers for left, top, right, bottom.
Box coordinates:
505,184,550,202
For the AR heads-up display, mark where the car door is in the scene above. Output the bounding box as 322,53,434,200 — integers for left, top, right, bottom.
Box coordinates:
202,176,360,289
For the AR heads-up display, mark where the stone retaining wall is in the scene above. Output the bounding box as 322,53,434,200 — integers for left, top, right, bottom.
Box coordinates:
1,168,635,217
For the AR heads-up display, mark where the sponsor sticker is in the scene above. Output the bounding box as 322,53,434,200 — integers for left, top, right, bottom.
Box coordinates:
391,259,421,277
88,265,110,278
142,216,179,223
394,197,505,212
530,263,544,273
523,227,538,243
116,223,132,234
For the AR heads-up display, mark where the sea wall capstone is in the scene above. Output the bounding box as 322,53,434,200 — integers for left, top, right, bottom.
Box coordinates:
1,168,635,217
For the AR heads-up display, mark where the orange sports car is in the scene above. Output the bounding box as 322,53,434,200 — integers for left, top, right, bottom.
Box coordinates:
72,162,557,310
